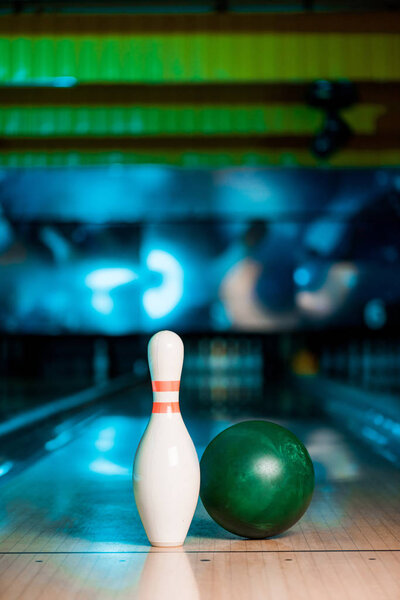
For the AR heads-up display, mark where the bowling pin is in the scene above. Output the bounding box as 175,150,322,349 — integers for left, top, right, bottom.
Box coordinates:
133,330,200,547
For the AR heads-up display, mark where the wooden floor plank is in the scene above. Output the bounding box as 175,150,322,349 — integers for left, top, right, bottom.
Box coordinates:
1,550,400,599
2,410,400,598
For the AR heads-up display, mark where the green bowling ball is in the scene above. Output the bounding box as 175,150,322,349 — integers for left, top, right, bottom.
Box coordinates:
200,420,314,539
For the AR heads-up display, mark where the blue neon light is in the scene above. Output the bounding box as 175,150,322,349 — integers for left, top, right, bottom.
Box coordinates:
293,267,311,287
91,292,114,315
85,268,137,291
143,250,184,319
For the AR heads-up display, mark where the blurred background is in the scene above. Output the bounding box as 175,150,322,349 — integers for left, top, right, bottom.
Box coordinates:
1,0,400,478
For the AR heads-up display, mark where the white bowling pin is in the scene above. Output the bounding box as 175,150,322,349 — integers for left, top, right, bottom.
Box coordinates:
133,330,200,547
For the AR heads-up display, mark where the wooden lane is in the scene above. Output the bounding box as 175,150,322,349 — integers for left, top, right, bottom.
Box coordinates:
1,390,400,597
0,416,400,555
1,550,400,599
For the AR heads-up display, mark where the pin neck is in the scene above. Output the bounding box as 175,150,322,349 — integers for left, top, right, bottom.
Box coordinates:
151,380,181,414
152,401,180,414
152,381,180,392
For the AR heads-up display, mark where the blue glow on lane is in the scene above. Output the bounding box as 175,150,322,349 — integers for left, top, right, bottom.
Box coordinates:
0,460,13,477
362,426,387,446
143,249,184,319
45,431,72,451
95,427,117,452
85,268,137,291
89,458,130,476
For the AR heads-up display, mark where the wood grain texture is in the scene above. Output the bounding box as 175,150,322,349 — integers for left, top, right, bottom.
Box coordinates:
1,405,400,598
1,551,400,599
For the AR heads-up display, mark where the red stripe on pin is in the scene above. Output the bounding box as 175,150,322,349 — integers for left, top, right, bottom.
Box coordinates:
152,402,180,414
152,380,180,392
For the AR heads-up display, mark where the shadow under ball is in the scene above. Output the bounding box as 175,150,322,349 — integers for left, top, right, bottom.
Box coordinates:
200,420,315,539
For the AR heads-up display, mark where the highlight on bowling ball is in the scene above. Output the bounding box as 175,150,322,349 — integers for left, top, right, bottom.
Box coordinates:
200,420,314,539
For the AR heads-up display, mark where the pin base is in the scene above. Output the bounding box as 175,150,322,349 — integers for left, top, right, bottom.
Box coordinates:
150,541,184,548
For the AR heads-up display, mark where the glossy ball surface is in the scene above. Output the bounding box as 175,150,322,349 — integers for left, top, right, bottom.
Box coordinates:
200,420,314,539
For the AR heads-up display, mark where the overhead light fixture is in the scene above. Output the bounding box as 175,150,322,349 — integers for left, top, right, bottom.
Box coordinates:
307,80,357,159
311,111,352,160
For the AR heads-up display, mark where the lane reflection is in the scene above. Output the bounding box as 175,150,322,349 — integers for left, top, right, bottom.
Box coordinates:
137,549,200,600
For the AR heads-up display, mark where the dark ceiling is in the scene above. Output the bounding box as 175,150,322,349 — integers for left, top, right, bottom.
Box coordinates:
1,0,400,14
